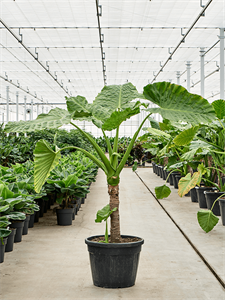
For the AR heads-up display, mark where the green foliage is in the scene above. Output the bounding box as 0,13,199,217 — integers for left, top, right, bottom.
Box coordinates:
178,172,200,197
95,204,117,243
5,108,71,133
173,126,199,146
155,184,171,199
34,140,61,193
144,82,216,124
197,210,219,233
211,99,225,120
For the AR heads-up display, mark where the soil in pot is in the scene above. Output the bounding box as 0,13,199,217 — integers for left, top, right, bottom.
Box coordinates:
10,221,25,243
195,186,217,209
85,235,144,288
0,237,8,263
22,215,31,235
5,229,16,252
205,190,223,216
56,207,73,226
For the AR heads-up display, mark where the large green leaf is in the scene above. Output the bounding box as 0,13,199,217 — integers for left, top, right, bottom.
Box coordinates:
147,127,171,139
155,184,171,199
95,204,117,223
173,126,199,146
34,140,61,193
197,210,219,233
102,106,140,131
148,116,160,130
0,228,11,239
66,95,92,120
178,172,200,197
0,184,14,199
211,99,225,120
144,82,216,124
5,108,71,133
5,211,26,220
93,82,144,113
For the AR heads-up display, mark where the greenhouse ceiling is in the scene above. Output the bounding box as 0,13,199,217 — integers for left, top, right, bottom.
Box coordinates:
0,0,225,115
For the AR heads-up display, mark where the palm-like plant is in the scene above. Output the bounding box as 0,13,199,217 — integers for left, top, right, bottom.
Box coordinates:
4,82,216,243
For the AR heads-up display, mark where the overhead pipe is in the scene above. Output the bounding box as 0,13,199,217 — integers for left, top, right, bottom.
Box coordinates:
151,0,213,83
0,18,71,95
95,0,107,86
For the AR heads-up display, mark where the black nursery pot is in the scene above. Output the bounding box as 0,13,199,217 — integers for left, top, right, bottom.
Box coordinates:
5,229,16,252
190,187,198,202
218,198,225,225
10,221,25,243
175,175,182,189
22,215,31,235
34,210,40,223
171,172,180,189
56,207,73,226
0,237,8,263
28,213,35,228
195,186,217,208
204,190,223,216
85,235,144,288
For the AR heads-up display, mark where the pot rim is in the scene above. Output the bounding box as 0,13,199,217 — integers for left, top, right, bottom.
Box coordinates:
204,190,225,194
85,235,144,248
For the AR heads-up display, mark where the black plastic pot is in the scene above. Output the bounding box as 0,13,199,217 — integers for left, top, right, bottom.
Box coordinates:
171,172,180,189
152,162,155,173
159,166,163,178
168,173,173,186
190,187,198,202
85,235,144,288
175,175,182,189
218,198,225,225
38,198,45,217
34,210,40,223
56,207,73,226
81,197,85,204
22,215,31,235
0,238,8,263
44,199,49,213
204,190,223,216
196,186,217,208
28,213,35,228
162,169,167,181
10,221,25,243
5,229,16,252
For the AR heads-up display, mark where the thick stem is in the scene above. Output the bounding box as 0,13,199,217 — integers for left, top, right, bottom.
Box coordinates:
108,184,121,243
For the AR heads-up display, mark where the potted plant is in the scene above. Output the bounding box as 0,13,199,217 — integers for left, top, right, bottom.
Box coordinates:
5,82,216,287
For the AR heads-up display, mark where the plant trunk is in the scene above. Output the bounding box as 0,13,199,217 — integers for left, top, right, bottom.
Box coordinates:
108,184,121,243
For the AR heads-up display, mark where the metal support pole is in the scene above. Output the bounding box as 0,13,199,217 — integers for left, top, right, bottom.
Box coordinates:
186,61,191,92
6,86,9,123
31,99,33,120
46,107,48,114
24,96,27,121
176,72,180,85
42,105,44,114
2,113,4,126
200,48,205,97
219,28,225,99
16,91,19,137
37,104,39,117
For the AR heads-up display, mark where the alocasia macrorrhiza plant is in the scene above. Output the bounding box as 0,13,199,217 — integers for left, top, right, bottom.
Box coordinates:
4,82,216,243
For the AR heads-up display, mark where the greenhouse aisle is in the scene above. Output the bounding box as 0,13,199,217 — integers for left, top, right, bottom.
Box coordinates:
1,168,225,300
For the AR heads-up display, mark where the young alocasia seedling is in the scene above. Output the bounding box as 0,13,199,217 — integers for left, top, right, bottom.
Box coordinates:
95,204,117,243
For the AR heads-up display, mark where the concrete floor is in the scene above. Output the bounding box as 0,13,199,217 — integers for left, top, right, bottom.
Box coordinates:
0,168,225,300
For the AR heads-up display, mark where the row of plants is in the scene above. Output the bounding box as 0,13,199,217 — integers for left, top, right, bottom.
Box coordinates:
4,81,223,288
0,125,97,166
140,101,225,233
0,148,98,263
